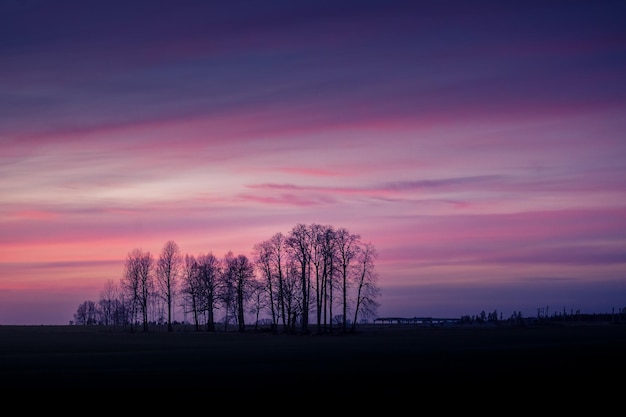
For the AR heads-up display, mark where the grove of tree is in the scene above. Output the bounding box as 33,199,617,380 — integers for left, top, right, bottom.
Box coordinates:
73,223,381,334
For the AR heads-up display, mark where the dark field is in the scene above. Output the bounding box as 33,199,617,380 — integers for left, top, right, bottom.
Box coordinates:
1,322,625,395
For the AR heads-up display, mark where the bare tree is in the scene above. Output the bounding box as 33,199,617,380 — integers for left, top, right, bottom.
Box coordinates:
282,256,303,333
149,287,165,325
219,252,255,332
220,251,237,331
248,278,267,330
269,233,289,331
253,233,289,332
309,223,325,333
320,225,338,332
110,283,131,328
156,240,181,332
308,223,338,333
180,254,202,331
287,223,312,333
350,242,381,331
231,254,255,332
98,279,118,326
122,250,140,332
122,248,154,332
335,228,360,333
197,252,221,332
138,251,154,332
253,239,277,330
74,300,97,325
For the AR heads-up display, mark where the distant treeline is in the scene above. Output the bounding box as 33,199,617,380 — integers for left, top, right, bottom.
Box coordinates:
460,307,626,326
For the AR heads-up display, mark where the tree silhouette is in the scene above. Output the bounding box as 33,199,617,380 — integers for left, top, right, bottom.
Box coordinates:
180,254,201,331
351,242,381,331
197,252,221,332
229,254,255,333
73,300,97,325
76,222,381,334
335,228,360,333
122,248,154,332
287,223,313,333
156,240,181,332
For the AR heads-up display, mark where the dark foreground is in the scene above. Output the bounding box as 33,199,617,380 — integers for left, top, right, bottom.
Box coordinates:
1,322,625,395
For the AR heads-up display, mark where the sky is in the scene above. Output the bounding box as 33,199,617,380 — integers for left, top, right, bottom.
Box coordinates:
1,0,626,325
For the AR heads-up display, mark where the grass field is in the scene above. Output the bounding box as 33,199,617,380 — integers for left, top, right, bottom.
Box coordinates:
1,322,625,395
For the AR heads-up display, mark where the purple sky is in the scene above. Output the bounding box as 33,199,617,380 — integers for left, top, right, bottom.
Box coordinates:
1,0,626,325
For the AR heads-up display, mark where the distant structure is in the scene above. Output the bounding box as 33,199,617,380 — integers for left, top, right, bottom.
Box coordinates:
374,316,460,325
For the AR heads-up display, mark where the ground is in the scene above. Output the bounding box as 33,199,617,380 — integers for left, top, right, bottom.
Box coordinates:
1,321,624,398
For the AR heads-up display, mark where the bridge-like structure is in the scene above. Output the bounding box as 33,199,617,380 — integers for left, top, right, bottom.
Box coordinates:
374,316,460,325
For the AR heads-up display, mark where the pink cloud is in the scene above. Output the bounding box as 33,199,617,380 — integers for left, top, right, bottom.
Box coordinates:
237,193,336,207
243,175,509,203
373,207,626,267
275,167,343,177
9,210,58,221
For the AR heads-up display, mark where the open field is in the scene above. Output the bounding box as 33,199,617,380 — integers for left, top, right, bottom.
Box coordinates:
1,322,625,394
